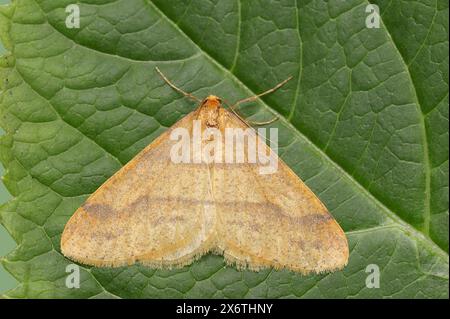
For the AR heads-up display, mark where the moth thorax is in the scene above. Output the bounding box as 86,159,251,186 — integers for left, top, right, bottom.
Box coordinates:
200,95,222,128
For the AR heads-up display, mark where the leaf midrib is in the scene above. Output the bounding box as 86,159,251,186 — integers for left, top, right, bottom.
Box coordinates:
26,0,447,258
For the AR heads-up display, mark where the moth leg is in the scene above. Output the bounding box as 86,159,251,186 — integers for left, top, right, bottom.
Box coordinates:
247,116,278,126
223,99,278,126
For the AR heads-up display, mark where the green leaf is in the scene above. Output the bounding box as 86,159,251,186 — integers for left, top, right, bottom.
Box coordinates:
0,0,448,298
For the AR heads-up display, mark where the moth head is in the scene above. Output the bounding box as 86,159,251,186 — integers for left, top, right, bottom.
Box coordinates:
202,95,222,108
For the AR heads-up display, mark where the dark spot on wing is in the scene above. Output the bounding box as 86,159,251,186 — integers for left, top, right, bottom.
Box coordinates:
82,203,115,219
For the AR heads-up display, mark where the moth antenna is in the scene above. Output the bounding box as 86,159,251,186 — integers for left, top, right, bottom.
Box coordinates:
231,76,293,109
155,67,202,103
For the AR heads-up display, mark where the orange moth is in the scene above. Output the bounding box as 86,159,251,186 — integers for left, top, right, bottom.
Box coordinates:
61,68,348,274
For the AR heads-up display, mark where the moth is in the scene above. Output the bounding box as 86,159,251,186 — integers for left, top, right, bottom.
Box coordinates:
61,68,349,274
